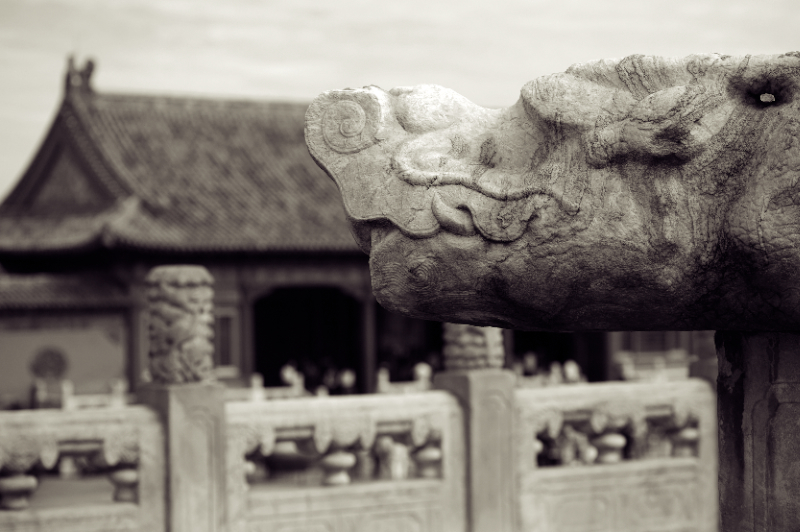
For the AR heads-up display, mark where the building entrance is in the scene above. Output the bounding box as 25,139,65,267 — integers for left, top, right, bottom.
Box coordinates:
253,287,361,393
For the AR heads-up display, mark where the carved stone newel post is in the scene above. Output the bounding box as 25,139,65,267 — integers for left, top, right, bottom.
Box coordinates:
307,52,800,532
434,323,516,532
137,265,228,532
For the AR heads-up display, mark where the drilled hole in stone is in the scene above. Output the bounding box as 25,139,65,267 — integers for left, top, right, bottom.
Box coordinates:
731,75,795,108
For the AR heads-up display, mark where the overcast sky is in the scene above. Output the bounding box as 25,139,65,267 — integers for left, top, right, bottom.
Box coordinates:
1,0,798,200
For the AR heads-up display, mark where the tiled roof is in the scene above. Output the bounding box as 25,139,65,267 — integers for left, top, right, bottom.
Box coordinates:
0,84,361,254
0,273,129,309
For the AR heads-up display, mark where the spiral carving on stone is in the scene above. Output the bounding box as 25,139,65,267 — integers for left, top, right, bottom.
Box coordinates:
322,98,376,153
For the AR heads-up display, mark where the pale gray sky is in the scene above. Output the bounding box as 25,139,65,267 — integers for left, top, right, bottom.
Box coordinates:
1,0,798,200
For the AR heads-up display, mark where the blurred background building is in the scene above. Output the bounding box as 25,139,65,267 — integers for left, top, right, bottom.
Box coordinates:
0,59,717,408
4,0,789,407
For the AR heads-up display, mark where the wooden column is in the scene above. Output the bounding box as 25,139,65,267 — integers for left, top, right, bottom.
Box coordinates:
128,299,149,391
717,332,800,531
361,295,377,393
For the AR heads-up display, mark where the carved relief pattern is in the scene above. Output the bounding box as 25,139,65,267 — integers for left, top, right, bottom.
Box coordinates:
0,414,141,474
307,53,800,333
516,381,707,469
228,413,444,483
441,323,505,370
322,99,378,154
227,393,460,532
247,491,440,532
0,406,159,522
0,429,57,473
146,265,216,384
226,394,451,487
517,380,715,532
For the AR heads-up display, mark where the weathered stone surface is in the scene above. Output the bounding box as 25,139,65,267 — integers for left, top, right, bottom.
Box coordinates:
146,265,215,383
0,406,164,531
226,392,466,532
434,370,516,532
515,379,717,532
138,383,227,532
306,52,800,331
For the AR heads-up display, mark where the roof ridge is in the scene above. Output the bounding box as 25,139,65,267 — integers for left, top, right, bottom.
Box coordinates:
61,93,134,199
0,80,362,255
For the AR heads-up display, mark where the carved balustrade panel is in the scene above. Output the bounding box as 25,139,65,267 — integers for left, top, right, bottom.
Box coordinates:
514,379,716,532
225,391,465,532
0,405,164,532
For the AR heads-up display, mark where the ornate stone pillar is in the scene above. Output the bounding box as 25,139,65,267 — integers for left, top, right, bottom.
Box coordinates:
434,323,516,532
136,265,228,532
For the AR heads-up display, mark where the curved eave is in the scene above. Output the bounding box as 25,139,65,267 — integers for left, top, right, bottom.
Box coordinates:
0,273,130,311
105,228,364,254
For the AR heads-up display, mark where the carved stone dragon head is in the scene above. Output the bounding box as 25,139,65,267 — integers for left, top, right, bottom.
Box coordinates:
306,53,800,331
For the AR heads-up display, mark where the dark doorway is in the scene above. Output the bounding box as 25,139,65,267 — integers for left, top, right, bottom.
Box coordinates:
512,331,607,382
376,306,444,381
253,287,361,392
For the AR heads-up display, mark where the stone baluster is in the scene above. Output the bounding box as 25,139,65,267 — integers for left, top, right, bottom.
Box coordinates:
591,433,627,464
414,443,443,478
555,425,598,465
671,427,700,458
58,455,79,479
353,448,376,481
320,449,357,486
0,474,38,510
108,468,139,502
243,458,267,484
0,448,42,510
374,435,410,480
144,265,216,384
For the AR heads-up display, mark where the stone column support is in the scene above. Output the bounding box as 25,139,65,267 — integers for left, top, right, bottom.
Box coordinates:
137,265,228,532
434,322,515,532
138,383,228,532
716,332,800,531
434,369,516,532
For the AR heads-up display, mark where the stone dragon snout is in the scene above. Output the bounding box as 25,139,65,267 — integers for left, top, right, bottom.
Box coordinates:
306,53,800,331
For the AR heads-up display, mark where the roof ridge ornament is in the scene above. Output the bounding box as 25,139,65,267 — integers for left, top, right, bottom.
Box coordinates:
64,55,95,95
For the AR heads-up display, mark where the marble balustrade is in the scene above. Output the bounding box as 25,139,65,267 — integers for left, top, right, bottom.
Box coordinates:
0,405,164,532
0,377,717,532
515,379,717,532
225,391,465,532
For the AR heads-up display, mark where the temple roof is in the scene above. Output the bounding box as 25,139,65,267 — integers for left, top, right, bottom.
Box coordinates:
0,60,360,255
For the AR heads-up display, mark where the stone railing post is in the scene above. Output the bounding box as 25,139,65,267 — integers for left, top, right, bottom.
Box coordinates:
136,265,228,532
433,323,516,532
